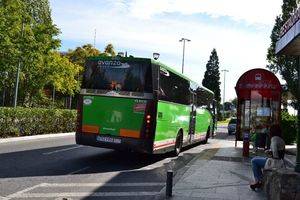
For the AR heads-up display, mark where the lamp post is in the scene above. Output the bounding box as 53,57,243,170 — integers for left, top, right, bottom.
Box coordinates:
153,52,160,60
221,69,229,118
13,22,24,108
179,38,191,74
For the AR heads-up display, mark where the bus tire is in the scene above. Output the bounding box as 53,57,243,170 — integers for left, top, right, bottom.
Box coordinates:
203,127,210,144
173,130,183,156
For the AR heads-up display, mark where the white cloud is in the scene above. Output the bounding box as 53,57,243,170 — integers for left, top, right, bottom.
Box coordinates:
50,0,283,101
128,0,282,25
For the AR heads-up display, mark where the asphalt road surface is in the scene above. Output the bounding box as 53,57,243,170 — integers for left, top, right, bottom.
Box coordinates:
0,126,230,200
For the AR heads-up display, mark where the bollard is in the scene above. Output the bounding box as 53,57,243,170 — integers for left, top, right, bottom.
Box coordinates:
166,170,173,197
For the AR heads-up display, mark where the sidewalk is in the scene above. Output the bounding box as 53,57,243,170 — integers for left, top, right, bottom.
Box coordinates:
171,140,266,200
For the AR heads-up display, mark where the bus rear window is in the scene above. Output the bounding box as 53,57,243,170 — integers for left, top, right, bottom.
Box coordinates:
83,59,152,93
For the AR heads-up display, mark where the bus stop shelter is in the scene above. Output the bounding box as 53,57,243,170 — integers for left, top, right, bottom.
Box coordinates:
276,6,300,172
235,69,282,157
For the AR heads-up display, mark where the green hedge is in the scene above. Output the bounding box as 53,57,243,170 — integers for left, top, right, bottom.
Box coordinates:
0,107,77,138
281,111,297,145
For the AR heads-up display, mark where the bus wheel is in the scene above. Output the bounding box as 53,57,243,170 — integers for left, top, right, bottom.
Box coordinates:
173,131,183,156
203,127,210,144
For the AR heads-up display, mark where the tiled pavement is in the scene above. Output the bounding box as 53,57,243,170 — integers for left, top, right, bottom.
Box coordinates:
171,139,267,200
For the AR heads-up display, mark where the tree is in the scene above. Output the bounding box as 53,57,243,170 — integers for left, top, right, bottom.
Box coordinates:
45,52,82,95
202,49,221,103
267,0,299,106
66,43,117,67
230,97,238,108
67,44,101,67
0,0,60,106
104,43,116,56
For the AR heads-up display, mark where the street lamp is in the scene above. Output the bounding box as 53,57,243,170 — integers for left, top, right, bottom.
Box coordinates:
179,38,191,74
14,22,25,108
153,52,160,60
221,69,229,118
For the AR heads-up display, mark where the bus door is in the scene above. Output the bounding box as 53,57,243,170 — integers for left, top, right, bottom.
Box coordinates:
188,92,197,142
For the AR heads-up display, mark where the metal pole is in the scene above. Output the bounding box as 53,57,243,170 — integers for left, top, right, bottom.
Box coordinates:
295,56,300,172
221,69,229,118
13,22,24,108
182,40,185,74
14,59,21,108
179,38,190,74
166,170,173,197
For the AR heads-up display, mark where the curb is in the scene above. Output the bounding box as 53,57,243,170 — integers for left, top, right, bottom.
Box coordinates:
0,132,75,144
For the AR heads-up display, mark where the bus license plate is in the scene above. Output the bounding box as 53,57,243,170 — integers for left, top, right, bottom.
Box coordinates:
96,136,121,144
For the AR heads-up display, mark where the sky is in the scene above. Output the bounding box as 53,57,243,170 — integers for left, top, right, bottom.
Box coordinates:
49,0,283,102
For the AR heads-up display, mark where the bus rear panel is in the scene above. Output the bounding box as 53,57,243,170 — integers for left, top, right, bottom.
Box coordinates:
76,57,156,154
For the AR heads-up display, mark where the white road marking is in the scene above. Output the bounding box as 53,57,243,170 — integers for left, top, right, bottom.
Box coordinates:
5,183,47,200
68,166,90,175
43,146,82,155
41,182,165,187
11,192,160,198
5,182,165,199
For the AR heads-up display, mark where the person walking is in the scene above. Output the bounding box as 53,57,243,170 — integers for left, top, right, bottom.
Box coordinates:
250,124,285,190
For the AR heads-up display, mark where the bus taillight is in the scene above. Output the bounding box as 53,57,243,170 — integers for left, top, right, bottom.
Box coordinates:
143,101,156,139
146,115,151,124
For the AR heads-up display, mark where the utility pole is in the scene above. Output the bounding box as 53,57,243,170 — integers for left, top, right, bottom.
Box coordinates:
179,38,191,74
221,69,229,118
14,22,25,108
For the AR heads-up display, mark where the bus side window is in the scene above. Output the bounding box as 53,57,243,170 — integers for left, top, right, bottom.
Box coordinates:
159,69,190,105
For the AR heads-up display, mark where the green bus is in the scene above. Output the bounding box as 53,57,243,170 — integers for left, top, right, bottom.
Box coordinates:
76,56,215,155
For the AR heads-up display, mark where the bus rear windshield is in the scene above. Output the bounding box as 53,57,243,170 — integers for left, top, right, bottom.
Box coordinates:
83,59,153,93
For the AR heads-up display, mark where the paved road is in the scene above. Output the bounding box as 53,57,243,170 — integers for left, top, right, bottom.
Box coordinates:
0,126,230,200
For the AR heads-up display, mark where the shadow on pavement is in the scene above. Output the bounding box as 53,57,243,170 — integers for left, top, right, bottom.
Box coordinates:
0,141,204,179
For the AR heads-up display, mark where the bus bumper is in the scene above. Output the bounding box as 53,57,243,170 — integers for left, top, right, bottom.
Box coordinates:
75,132,153,154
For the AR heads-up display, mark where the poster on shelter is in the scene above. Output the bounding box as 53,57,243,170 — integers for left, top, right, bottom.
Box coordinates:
257,107,271,117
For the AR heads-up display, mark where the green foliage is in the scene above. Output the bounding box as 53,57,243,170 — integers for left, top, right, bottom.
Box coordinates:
104,43,116,56
45,52,82,95
267,0,299,106
0,0,85,107
0,0,61,106
202,49,221,118
281,111,297,145
230,98,237,108
0,1,118,107
66,43,117,67
67,44,101,67
0,107,76,137
202,49,221,103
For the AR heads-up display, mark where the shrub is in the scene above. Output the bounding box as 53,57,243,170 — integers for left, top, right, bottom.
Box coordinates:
0,107,76,138
281,111,297,145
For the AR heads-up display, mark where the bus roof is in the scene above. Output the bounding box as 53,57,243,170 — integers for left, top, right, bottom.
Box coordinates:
86,56,214,95
87,55,151,62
